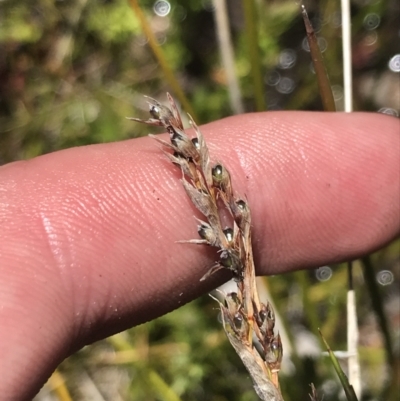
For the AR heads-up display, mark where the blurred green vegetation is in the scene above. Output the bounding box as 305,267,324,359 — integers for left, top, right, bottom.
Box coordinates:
1,0,399,400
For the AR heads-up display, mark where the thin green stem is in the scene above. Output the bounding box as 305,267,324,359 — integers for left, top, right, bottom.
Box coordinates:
212,0,244,114
295,271,322,346
129,0,197,121
147,369,184,401
361,256,394,367
242,0,266,111
319,330,359,401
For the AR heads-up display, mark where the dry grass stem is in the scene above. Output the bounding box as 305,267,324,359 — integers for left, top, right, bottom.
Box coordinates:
129,94,283,400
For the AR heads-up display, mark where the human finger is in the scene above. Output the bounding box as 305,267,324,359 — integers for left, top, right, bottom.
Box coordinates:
0,111,398,399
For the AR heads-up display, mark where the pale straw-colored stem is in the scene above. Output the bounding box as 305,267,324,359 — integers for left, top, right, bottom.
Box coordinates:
347,262,361,398
341,0,353,112
212,0,244,114
341,0,361,394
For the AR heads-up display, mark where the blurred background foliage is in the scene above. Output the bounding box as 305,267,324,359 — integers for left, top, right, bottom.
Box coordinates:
0,0,399,400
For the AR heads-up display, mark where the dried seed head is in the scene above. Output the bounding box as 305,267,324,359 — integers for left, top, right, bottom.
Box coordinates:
131,94,283,396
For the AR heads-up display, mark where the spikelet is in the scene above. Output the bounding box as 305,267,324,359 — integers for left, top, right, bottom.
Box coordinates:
128,94,284,401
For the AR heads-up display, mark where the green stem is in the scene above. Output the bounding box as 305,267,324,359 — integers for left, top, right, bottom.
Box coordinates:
361,256,394,367
129,0,197,121
242,0,266,111
319,330,359,401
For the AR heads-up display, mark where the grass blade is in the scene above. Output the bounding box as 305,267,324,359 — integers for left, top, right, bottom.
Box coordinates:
147,369,184,401
361,256,394,367
212,0,244,114
301,4,336,112
242,0,266,111
319,329,359,401
47,370,73,401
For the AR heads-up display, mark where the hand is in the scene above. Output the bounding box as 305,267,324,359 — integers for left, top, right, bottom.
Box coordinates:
1,111,399,400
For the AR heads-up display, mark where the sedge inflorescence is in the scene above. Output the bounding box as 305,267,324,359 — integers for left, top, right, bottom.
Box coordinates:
129,94,283,400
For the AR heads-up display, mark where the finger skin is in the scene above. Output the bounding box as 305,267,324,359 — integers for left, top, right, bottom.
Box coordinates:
0,112,399,399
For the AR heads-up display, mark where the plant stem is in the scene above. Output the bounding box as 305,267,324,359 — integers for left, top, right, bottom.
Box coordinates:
128,0,197,121
242,0,266,111
212,0,244,114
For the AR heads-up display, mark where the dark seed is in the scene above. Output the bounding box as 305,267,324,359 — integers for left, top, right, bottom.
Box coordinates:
198,226,207,239
149,105,161,119
197,222,217,244
212,164,223,180
223,228,234,243
264,335,282,366
267,305,275,322
270,337,282,361
259,309,267,323
220,252,232,268
191,138,200,150
236,200,247,211
233,313,243,329
226,292,240,305
171,133,185,148
198,224,210,240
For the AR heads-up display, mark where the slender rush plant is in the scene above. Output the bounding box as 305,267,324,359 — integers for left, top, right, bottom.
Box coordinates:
129,94,283,401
